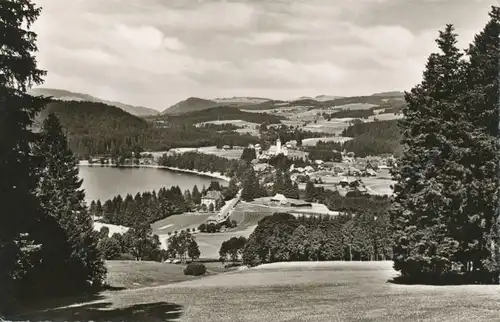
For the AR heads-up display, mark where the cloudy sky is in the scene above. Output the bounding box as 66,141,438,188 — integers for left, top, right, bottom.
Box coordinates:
33,0,496,111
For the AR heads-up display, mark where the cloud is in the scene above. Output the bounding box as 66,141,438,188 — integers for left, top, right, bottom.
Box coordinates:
31,0,496,109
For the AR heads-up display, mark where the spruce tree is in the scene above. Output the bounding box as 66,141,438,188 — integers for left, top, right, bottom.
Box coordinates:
0,0,50,312
241,168,262,202
461,6,500,282
391,25,468,282
34,113,106,289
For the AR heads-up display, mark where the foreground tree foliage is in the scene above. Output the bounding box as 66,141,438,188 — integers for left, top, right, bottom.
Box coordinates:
30,113,106,292
0,1,105,313
391,8,500,284
0,1,49,311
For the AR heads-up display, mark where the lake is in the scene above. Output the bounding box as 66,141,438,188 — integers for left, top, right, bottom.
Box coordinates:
78,166,226,203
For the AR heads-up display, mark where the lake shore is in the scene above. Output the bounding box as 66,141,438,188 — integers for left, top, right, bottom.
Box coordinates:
78,161,230,181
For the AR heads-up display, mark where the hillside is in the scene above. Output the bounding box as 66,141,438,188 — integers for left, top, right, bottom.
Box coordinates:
30,88,158,116
38,100,260,158
161,97,221,115
242,93,405,111
163,106,284,124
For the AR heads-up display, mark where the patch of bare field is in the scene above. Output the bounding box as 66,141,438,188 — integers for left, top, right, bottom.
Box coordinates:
152,213,212,235
28,261,500,322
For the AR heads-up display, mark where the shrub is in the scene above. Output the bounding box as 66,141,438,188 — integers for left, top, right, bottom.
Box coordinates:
183,262,207,276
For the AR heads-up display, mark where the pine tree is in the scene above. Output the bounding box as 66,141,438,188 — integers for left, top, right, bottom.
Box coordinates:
391,25,468,282
34,113,106,289
192,185,201,204
0,0,50,312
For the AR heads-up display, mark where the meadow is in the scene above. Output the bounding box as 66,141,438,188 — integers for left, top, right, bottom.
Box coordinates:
14,261,500,321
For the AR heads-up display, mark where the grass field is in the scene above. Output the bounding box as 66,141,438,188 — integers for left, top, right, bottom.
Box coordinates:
17,261,500,321
105,261,200,289
152,213,212,236
151,205,272,259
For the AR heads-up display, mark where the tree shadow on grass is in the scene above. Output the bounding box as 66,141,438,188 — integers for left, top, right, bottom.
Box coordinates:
388,273,499,286
8,286,125,319
9,301,184,322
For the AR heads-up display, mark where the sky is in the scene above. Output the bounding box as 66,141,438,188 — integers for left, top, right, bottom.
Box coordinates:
33,0,497,111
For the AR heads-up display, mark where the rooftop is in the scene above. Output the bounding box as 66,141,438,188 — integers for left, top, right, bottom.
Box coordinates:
202,190,223,200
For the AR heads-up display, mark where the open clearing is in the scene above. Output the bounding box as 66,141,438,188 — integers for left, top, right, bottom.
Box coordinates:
152,207,270,258
152,213,212,236
196,146,244,159
17,261,500,321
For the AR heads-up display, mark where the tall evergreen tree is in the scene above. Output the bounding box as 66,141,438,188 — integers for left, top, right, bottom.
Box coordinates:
0,0,51,312
33,113,106,289
391,25,468,282
241,168,264,202
461,6,500,282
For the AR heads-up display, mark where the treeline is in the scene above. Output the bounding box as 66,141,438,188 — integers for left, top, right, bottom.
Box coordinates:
90,181,232,227
243,212,392,266
97,225,165,261
158,151,252,180
301,120,401,158
306,141,343,162
97,225,202,264
199,123,242,131
307,185,391,214
259,123,333,147
161,106,284,125
41,100,260,158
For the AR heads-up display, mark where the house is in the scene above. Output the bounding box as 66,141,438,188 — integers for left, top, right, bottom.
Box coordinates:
222,145,231,150
201,190,223,210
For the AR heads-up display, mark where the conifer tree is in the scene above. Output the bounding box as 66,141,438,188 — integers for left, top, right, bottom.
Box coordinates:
34,113,106,288
241,168,263,201
460,6,500,282
0,0,50,311
391,25,468,281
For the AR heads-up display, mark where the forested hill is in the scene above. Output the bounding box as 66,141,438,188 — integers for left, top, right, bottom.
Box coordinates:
30,87,158,116
41,100,149,132
37,100,259,158
161,105,284,124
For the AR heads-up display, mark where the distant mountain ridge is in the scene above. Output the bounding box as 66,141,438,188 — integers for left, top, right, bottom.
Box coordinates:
161,97,220,115
29,88,159,116
162,96,273,115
